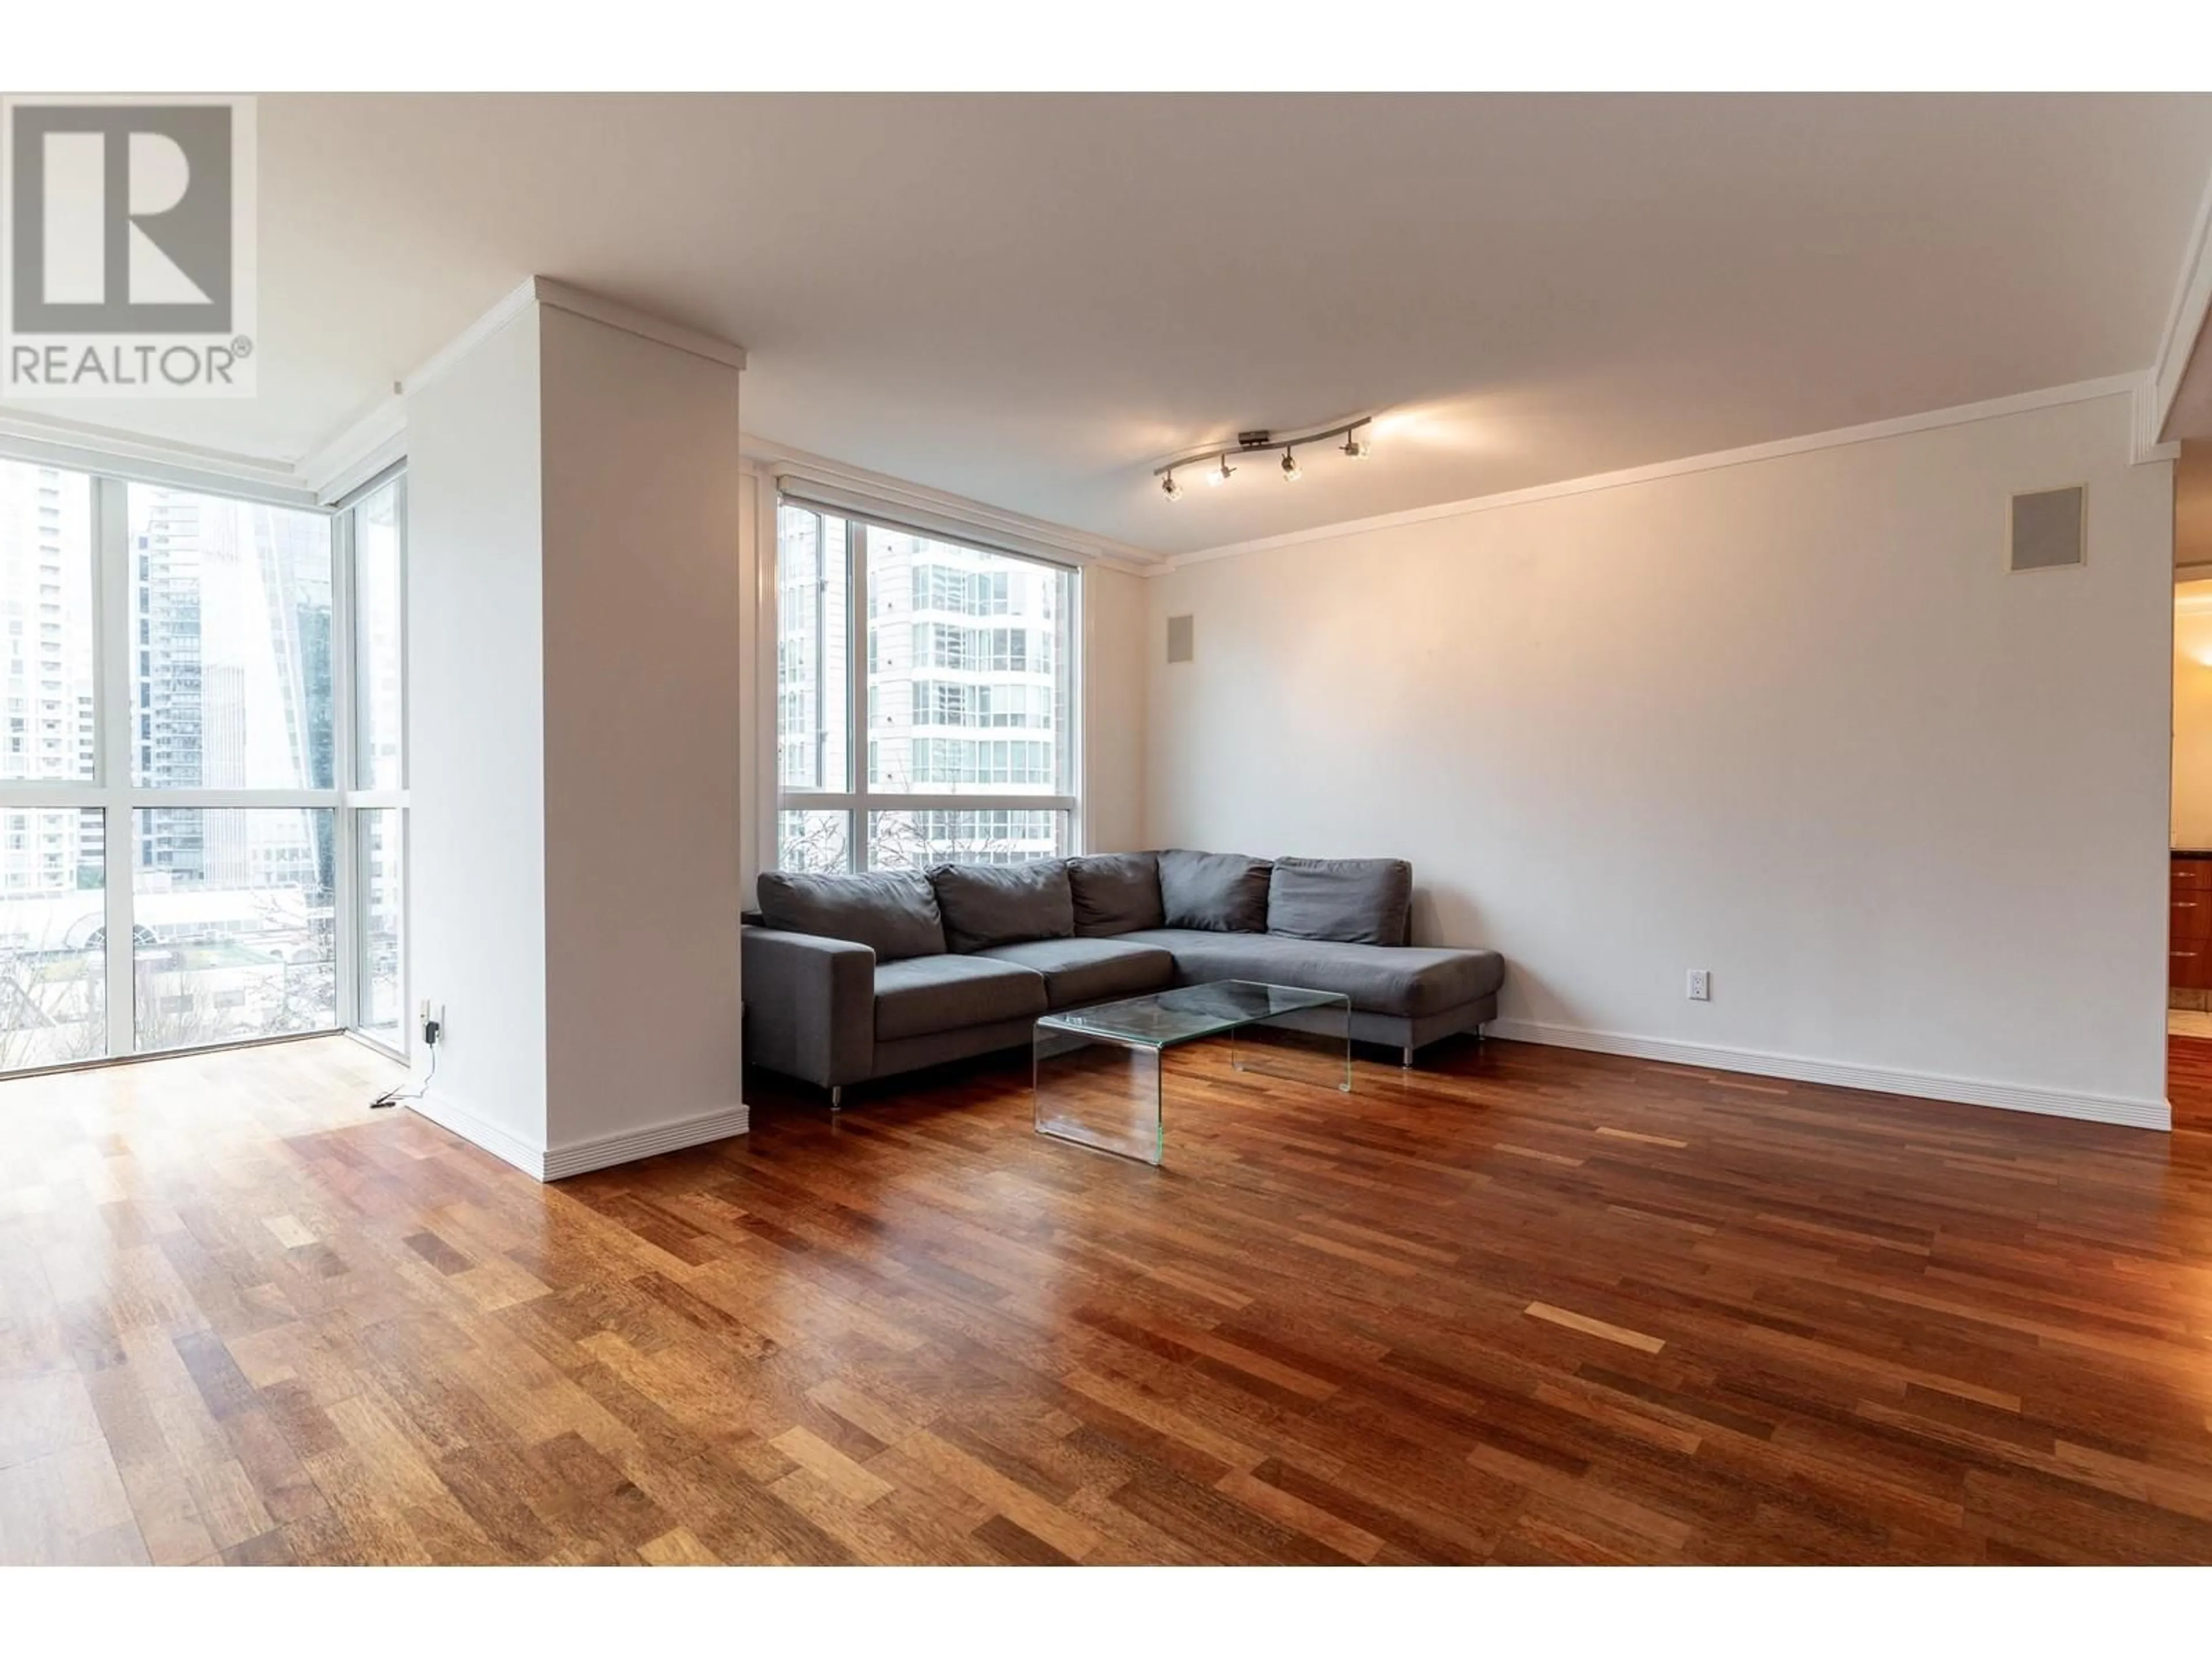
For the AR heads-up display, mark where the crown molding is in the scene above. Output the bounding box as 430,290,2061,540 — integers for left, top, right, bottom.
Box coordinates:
296,393,407,503
745,434,1166,574
0,406,320,506
1154,372,2148,575
2,276,749,510
396,275,747,402
531,276,747,374
1,386,402,510
2134,375,2182,467
391,276,541,404
2151,162,2212,448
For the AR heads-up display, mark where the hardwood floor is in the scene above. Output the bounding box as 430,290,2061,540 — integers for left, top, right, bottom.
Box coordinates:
7,1031,2212,1565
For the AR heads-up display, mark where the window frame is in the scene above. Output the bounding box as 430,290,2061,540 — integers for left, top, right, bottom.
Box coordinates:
771,496,1083,873
336,470,410,1059
0,455,408,1074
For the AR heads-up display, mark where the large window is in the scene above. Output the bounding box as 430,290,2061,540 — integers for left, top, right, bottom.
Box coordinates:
776,503,1078,873
0,457,406,1075
354,483,404,792
132,807,336,1053
0,464,93,786
0,807,103,1071
346,478,407,1056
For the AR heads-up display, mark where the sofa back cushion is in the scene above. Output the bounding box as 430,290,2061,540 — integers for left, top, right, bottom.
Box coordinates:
1066,852,1166,937
1267,856,1412,946
929,859,1076,953
1157,849,1272,933
756,869,946,961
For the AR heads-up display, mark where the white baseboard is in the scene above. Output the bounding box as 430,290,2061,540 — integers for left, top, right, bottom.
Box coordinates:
1483,1018,2171,1132
540,1107,750,1181
405,1089,548,1177
407,1092,749,1181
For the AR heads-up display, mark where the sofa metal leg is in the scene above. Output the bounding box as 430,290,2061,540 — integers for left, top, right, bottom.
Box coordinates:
829,1086,843,1112
1401,1046,1415,1069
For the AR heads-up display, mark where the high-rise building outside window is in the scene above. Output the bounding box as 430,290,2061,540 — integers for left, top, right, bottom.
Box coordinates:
776,503,1078,873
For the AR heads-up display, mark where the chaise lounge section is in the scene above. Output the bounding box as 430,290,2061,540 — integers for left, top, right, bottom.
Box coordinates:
743,850,1503,1104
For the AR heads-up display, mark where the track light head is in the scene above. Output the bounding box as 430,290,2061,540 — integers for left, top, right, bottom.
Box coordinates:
1159,418,1380,503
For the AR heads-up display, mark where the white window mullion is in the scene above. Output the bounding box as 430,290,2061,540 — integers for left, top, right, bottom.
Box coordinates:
847,516,868,872
336,477,408,1054
93,475,135,1059
1066,567,1085,855
330,503,358,1031
392,475,411,1051
392,475,411,797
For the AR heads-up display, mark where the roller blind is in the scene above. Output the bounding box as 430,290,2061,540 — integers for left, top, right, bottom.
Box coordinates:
772,474,1082,573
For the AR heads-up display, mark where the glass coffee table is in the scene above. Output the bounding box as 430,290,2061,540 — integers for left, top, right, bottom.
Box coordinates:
1033,979,1352,1165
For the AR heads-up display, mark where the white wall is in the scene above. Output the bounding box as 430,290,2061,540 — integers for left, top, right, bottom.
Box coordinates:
405,306,550,1165
1083,563,1150,853
538,306,745,1160
1146,392,2173,1125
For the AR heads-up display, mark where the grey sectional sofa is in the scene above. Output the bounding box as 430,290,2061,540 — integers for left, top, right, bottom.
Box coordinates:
742,850,1504,1105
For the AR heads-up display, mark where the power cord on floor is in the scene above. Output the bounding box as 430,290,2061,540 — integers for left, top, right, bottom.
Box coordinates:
370,1019,440,1109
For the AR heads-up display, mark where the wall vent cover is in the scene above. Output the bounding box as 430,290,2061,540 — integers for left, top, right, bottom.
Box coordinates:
1166,614,1195,663
2010,486,2085,572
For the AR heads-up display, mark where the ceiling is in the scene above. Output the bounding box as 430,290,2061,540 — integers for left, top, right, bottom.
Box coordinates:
7,93,2212,557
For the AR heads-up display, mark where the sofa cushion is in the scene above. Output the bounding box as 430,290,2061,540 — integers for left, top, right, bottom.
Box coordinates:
757,870,945,961
1157,849,1272,933
1114,928,1503,1020
973,937,1176,1009
929,860,1075,953
873,953,1047,1042
1066,852,1166,937
1267,857,1412,946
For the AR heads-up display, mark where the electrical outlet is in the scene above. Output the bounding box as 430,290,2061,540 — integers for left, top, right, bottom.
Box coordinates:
419,998,432,1022
1687,969,1711,1002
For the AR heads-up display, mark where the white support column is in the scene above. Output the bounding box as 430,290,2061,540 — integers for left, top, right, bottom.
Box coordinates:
404,282,747,1180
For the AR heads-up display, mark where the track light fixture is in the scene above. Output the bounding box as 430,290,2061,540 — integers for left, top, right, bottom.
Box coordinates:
1154,416,1373,501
